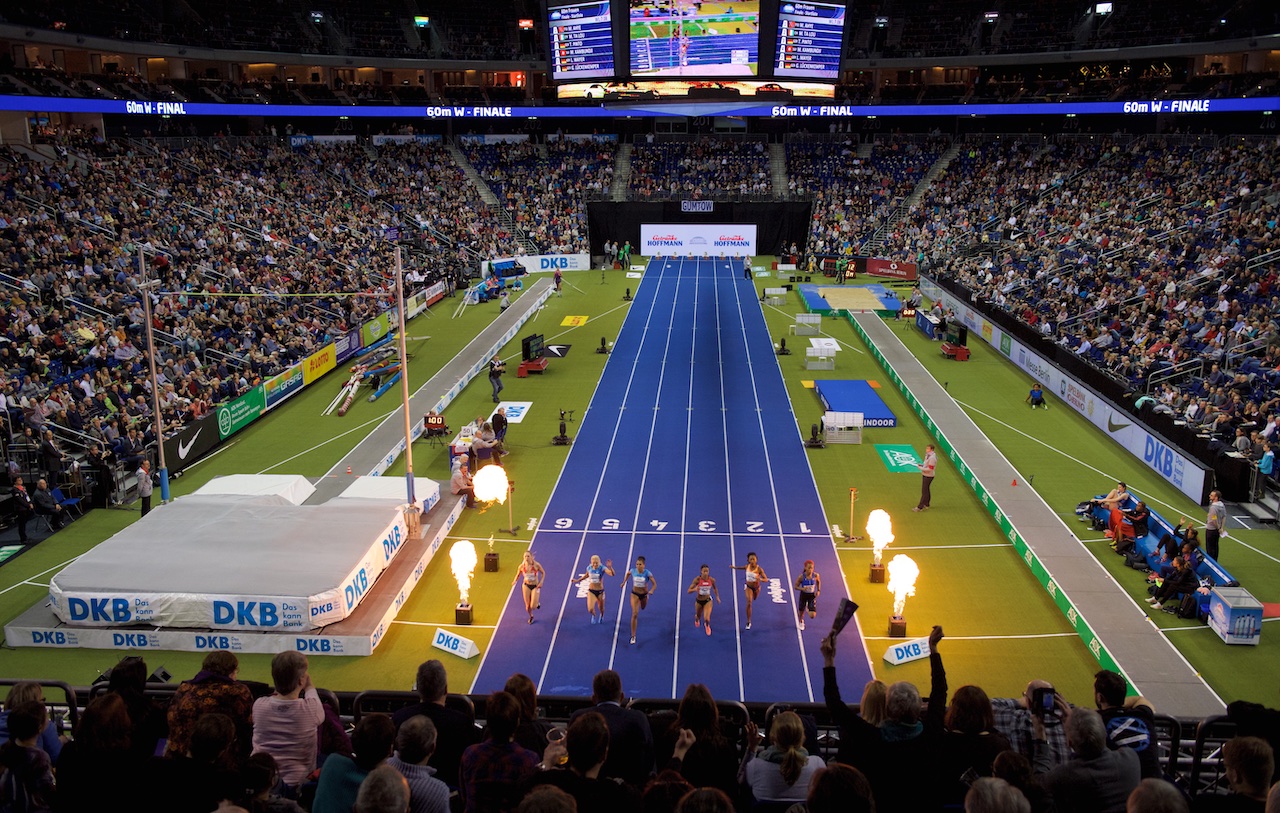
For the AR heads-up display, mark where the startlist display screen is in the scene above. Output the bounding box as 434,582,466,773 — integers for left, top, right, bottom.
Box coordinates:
630,0,760,78
775,1,846,79
549,2,616,81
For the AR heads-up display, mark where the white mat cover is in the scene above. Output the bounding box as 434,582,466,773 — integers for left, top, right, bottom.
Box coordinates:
48,494,409,631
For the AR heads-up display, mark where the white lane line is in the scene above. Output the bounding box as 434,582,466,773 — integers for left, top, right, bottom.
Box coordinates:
1160,616,1280,633
735,263,815,702
762,301,866,355
528,258,676,692
843,543,1013,551
180,439,240,471
952,398,1193,520
0,556,81,596
718,261,747,702
259,414,390,475
1232,537,1280,566
666,255,701,687
863,632,1079,641
392,620,499,629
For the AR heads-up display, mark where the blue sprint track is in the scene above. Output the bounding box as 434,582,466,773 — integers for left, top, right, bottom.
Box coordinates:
471,257,875,703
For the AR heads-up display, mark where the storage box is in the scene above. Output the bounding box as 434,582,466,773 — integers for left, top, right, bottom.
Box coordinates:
1207,587,1262,645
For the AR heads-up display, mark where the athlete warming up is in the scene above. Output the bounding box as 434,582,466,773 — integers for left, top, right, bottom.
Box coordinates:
794,560,821,631
571,555,614,625
622,556,657,645
686,564,721,636
514,551,545,625
730,552,768,630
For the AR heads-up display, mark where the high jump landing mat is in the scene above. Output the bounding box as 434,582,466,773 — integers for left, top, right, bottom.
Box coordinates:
814,380,897,427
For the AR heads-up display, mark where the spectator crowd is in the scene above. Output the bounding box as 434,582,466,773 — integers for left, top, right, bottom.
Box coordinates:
4,631,1280,813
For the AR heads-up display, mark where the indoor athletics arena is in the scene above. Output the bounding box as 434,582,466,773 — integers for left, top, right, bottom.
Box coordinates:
0,2,1278,811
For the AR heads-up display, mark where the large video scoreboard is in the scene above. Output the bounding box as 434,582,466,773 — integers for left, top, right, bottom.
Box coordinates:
774,1,846,79
546,1,849,86
548,2,617,81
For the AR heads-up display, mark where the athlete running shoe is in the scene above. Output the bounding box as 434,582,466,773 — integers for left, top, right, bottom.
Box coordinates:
630,636,636,644
746,622,751,630
695,617,700,627
705,624,711,636
799,619,805,631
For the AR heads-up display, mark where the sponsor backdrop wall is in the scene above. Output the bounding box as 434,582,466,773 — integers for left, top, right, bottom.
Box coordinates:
587,201,812,258
639,224,758,256
919,278,1209,503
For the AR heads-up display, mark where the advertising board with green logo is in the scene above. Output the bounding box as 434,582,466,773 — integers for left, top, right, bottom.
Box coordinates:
847,312,1129,686
874,444,921,473
361,312,392,347
217,385,266,440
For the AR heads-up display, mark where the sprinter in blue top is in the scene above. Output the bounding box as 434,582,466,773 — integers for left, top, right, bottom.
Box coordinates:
571,555,614,625
621,556,657,645
794,560,821,631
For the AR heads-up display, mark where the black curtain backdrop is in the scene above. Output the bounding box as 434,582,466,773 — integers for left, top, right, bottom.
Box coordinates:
587,201,814,258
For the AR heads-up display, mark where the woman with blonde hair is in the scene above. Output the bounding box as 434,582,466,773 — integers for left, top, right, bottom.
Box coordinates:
514,550,545,625
738,711,825,804
859,679,887,726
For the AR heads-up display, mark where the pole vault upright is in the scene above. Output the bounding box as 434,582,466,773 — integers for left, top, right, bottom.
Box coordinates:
395,246,420,534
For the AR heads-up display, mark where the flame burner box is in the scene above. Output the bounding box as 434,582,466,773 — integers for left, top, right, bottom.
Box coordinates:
484,552,499,572
889,616,907,638
869,563,885,583
455,604,473,625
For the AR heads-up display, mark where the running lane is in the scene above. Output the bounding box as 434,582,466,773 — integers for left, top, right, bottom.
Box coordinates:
472,258,873,701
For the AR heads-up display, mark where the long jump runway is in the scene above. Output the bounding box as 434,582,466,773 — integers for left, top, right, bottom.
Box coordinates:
472,258,874,702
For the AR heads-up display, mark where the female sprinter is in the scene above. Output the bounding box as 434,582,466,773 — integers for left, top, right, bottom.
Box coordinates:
686,564,721,636
571,555,614,625
621,556,657,645
513,551,545,624
730,552,768,630
793,560,821,631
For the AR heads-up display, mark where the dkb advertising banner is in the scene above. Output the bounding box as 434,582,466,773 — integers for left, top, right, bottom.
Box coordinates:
303,344,337,385
919,278,1208,503
217,385,266,440
361,313,392,347
264,364,305,410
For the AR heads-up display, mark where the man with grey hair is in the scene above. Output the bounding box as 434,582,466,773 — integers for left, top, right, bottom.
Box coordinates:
387,716,450,813
1035,707,1139,813
356,764,411,813
965,777,1030,813
821,625,946,813
391,660,480,789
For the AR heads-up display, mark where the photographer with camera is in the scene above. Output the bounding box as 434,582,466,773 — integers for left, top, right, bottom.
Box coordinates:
992,681,1071,768
489,354,506,404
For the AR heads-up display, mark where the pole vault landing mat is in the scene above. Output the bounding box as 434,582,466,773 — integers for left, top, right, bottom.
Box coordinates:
814,380,897,427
